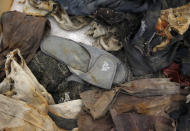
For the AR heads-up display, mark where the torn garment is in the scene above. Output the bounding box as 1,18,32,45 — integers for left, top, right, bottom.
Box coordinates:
0,11,50,79
122,0,162,76
80,78,187,119
0,49,54,113
110,91,185,117
77,111,113,131
124,3,190,76
110,112,176,131
79,78,187,130
80,89,117,119
0,49,81,130
0,94,65,131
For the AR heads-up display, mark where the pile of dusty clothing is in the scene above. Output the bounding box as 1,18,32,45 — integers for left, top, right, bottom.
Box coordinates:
0,0,190,131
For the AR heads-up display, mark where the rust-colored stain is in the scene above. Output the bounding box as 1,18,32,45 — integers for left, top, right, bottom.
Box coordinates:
130,83,135,88
89,73,97,84
155,18,169,36
4,67,8,71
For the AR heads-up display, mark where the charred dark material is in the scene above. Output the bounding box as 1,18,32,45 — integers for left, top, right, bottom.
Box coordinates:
94,8,126,25
48,112,77,130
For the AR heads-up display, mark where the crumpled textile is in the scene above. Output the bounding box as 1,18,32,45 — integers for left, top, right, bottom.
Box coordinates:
130,0,161,54
110,91,185,117
54,0,161,16
111,80,186,117
161,0,190,9
0,49,82,130
0,49,54,113
181,49,190,77
110,112,175,131
77,111,113,131
79,78,187,131
23,0,50,16
80,78,187,120
123,0,162,76
51,6,91,31
124,3,190,76
0,94,65,131
48,100,82,130
162,62,190,103
48,99,83,119
163,63,190,87
0,49,62,131
0,11,50,80
77,109,175,131
80,89,117,119
23,0,91,30
86,21,122,51
175,103,190,131
28,51,71,103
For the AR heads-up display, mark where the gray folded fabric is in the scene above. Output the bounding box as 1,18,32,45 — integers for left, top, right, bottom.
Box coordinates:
41,35,127,89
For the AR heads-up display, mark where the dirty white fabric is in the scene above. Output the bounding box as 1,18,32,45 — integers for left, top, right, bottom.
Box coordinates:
86,21,123,51
48,99,83,119
11,0,94,46
0,49,54,113
0,94,65,131
0,49,63,131
0,49,82,130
